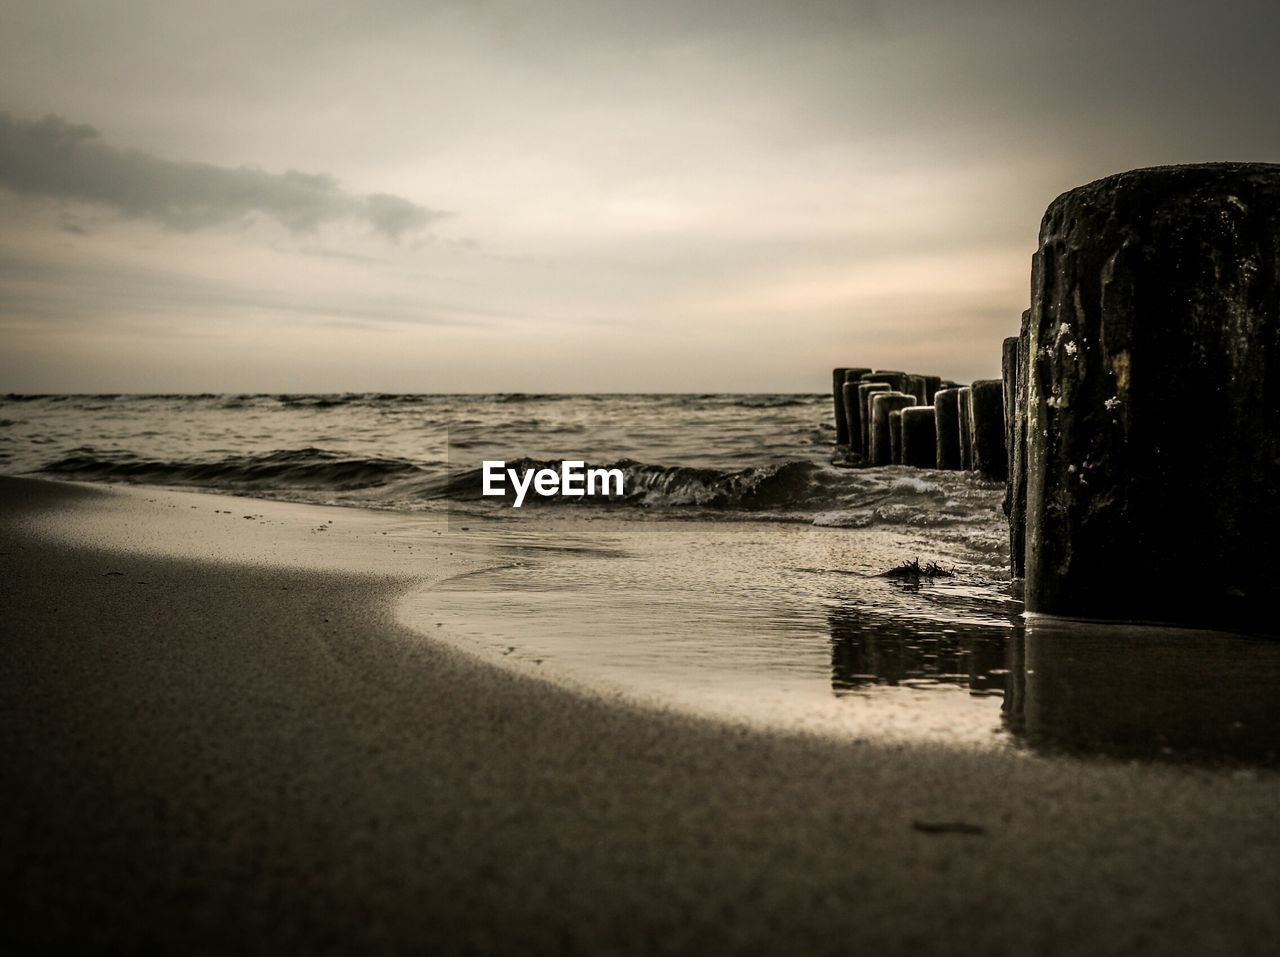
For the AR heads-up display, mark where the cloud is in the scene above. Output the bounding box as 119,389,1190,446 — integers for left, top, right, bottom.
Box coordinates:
363,192,438,239
0,112,445,239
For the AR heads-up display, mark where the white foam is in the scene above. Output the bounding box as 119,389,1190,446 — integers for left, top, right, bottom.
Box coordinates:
888,476,944,496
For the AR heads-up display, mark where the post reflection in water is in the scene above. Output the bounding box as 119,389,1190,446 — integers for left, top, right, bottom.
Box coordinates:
828,604,1280,767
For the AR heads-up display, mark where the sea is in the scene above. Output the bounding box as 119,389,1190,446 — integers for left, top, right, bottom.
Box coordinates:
0,391,999,522
3,392,1277,768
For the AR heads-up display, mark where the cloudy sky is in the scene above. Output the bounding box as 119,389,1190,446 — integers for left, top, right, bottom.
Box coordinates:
1,0,1277,392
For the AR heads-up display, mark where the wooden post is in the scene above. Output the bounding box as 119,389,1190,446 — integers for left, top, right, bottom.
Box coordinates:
1008,315,1030,578
868,370,909,393
922,375,943,404
901,406,937,468
857,381,892,459
831,367,870,446
905,374,928,405
870,392,916,466
933,388,962,470
970,379,1007,481
1023,163,1280,629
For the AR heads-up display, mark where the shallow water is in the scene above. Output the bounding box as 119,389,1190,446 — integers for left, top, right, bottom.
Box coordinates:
6,393,1277,768
412,517,1280,769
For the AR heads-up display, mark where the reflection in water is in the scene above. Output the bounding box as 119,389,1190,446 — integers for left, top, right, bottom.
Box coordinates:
828,606,1280,767
419,517,1277,770
1013,620,1280,766
829,609,1008,697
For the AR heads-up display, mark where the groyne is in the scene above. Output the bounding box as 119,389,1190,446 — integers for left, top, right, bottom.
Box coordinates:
827,163,1279,630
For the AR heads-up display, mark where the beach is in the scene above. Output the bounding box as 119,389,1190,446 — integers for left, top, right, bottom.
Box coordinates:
3,475,1277,955
5,2,1279,951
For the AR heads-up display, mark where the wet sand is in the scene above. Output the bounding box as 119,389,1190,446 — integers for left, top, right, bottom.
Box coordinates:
2,476,1277,954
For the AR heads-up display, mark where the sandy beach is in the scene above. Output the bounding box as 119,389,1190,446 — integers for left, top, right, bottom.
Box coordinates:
2,475,1277,955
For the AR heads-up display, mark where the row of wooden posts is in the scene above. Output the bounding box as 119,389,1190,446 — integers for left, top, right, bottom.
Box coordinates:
831,367,1008,482
830,164,1279,633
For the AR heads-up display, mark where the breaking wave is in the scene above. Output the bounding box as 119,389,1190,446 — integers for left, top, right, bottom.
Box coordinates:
41,447,426,492
37,447,1002,527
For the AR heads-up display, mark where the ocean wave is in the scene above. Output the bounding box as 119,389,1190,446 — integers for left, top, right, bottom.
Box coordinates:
490,393,609,404
442,457,1002,523
41,447,426,491
440,457,829,510
36,446,1003,525
275,394,354,409
732,395,822,408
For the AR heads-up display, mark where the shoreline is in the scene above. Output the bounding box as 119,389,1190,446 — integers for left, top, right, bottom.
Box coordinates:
3,476,1278,953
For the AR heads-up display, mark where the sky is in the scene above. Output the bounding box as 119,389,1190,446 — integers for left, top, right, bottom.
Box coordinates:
1,0,1278,393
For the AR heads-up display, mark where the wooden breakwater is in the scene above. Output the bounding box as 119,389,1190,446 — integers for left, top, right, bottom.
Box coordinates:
829,367,1004,479
830,163,1280,631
